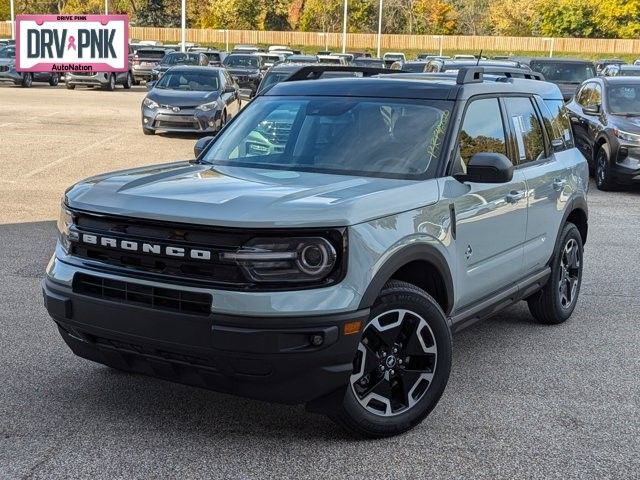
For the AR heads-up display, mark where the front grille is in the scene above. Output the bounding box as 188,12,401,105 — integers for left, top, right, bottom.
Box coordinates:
0,65,9,72
71,72,96,77
73,273,212,315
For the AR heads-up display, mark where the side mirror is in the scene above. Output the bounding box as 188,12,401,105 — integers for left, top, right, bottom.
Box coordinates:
238,88,253,101
582,104,600,115
223,84,236,94
194,136,215,158
457,152,514,184
146,81,156,90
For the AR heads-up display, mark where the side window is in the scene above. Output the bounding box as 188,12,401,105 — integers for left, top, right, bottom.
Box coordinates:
504,97,546,165
542,99,575,148
576,84,593,106
591,83,603,106
457,98,506,166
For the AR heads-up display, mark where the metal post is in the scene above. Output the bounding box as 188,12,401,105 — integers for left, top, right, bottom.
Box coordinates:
105,0,108,15
549,37,554,58
376,0,383,58
225,29,229,52
180,0,186,52
10,0,15,40
341,0,348,54
439,35,443,57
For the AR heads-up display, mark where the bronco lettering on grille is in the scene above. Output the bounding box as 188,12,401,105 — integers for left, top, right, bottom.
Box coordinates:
80,233,212,260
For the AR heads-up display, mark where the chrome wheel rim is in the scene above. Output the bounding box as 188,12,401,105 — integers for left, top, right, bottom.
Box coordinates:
350,309,437,417
558,238,581,309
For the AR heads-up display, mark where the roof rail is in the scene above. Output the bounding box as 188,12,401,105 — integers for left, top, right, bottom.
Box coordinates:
283,65,395,82
456,67,484,84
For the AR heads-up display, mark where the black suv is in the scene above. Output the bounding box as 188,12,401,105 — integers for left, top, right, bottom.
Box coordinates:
566,76,640,189
517,58,597,101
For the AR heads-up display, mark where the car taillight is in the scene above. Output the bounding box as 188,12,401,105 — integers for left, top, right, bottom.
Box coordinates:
132,55,139,65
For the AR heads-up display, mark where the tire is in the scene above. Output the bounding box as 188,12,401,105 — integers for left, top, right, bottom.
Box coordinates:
527,223,583,324
134,79,141,86
142,127,154,135
21,73,33,88
331,280,452,438
219,109,228,131
66,82,76,90
123,72,133,89
105,74,116,91
595,143,616,191
48,73,59,86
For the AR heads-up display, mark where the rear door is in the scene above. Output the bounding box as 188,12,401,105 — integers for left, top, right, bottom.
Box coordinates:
448,97,528,309
502,96,570,274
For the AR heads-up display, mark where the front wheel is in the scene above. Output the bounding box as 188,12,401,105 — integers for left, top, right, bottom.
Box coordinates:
21,73,33,88
49,73,59,86
595,143,616,191
123,72,133,89
527,223,583,324
105,74,116,91
331,280,452,438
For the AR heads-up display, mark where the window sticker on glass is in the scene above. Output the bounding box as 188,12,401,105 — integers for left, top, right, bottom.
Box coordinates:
512,115,527,160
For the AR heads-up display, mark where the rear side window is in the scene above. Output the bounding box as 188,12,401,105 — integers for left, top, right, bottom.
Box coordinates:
540,99,575,148
457,98,506,166
137,50,166,60
504,97,546,165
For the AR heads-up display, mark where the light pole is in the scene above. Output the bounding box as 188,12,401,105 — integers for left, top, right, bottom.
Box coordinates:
376,0,383,58
218,29,228,51
433,35,443,57
543,37,554,57
10,0,15,40
105,0,108,15
341,0,348,54
180,0,186,52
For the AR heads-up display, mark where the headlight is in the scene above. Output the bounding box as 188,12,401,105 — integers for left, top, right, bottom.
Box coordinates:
196,101,218,112
57,205,75,252
614,129,640,143
220,237,338,283
143,98,159,109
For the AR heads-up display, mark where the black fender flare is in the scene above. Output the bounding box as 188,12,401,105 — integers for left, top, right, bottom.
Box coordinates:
357,244,455,314
549,195,589,266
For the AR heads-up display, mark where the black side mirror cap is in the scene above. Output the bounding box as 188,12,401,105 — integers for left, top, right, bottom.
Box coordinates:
456,152,514,184
194,136,215,158
582,104,601,115
238,88,254,101
223,84,236,93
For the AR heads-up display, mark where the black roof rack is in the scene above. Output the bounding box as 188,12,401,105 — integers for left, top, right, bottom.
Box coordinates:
283,65,395,82
456,67,484,84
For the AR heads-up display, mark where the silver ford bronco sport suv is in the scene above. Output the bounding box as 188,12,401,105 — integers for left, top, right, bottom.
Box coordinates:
43,67,589,438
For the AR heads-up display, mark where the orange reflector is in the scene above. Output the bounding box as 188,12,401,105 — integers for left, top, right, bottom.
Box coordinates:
343,321,362,335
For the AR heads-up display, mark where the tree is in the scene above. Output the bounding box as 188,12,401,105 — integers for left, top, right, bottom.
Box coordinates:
598,0,640,39
201,0,263,29
412,0,458,35
135,0,181,27
537,0,606,38
451,0,491,35
489,0,542,36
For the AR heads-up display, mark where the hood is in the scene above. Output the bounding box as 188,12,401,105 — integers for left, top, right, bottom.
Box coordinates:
608,115,640,133
65,163,439,228
0,58,14,66
147,89,220,107
227,67,260,75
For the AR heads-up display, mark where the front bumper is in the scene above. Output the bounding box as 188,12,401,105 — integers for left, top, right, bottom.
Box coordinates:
132,67,154,81
142,105,222,133
42,273,367,404
65,73,109,87
612,144,640,184
0,70,22,84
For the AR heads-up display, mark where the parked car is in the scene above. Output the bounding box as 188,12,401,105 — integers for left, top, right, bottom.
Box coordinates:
283,54,319,64
352,57,385,68
594,58,625,75
65,65,134,91
383,52,406,67
453,54,478,60
394,61,429,73
332,53,354,64
515,58,597,101
222,53,265,95
232,45,259,53
188,48,228,67
318,55,346,65
132,47,168,84
425,59,532,75
253,52,286,69
141,66,239,135
45,66,588,438
600,64,640,77
565,76,640,189
151,52,209,81
416,52,437,60
0,46,59,87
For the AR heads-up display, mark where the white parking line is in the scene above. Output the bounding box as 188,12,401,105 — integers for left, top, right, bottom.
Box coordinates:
20,134,120,180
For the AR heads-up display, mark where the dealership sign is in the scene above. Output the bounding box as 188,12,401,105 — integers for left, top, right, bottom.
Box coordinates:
15,15,129,72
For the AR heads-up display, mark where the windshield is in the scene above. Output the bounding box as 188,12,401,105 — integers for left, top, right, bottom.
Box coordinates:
0,48,15,59
202,96,451,179
257,72,291,93
224,55,260,68
607,85,640,114
619,69,640,77
353,59,384,68
285,56,318,64
162,53,200,65
155,71,220,91
138,50,166,59
530,62,596,83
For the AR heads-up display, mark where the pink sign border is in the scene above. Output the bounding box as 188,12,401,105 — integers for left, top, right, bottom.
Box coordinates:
16,14,129,73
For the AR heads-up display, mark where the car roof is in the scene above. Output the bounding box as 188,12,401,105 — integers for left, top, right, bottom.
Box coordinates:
264,74,563,100
164,66,223,74
601,76,640,84
517,57,594,65
617,65,640,70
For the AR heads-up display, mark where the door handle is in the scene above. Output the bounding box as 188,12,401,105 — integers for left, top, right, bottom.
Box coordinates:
506,190,526,204
553,178,567,191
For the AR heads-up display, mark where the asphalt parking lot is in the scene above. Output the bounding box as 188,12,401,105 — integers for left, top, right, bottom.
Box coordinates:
1,85,639,479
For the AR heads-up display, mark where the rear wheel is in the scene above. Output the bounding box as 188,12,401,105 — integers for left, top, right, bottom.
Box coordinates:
595,143,616,191
66,82,76,90
331,280,452,438
527,223,583,324
48,73,59,86
123,72,133,89
21,73,33,88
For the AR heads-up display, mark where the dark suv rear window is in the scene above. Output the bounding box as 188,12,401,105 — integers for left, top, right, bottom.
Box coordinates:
137,50,166,59
530,62,595,83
